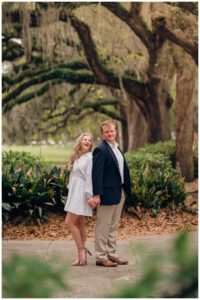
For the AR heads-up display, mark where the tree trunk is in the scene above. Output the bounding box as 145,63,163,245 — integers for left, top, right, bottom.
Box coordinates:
156,85,172,140
175,57,196,181
126,96,149,151
118,104,129,152
146,50,164,143
145,91,163,143
22,4,32,63
154,41,176,141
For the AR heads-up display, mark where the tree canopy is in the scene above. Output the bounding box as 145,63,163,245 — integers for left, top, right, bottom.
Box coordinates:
2,2,198,180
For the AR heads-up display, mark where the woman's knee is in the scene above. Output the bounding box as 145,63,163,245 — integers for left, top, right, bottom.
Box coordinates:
65,215,75,228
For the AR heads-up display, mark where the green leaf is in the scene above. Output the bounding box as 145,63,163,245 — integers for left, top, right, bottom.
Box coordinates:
2,203,11,211
13,202,21,209
38,207,43,217
29,209,34,216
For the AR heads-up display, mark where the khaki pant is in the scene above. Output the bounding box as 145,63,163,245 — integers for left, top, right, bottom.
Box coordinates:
95,190,125,261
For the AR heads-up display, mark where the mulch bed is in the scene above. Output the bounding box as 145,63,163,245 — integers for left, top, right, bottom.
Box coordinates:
3,181,198,241
3,207,198,241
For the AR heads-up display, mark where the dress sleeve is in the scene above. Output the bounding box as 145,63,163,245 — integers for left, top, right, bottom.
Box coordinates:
85,155,93,198
67,172,72,189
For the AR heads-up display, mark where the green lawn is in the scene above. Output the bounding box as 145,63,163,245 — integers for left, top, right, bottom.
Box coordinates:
2,145,73,163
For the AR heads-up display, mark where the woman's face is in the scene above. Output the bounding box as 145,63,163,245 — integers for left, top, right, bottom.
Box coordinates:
80,135,92,153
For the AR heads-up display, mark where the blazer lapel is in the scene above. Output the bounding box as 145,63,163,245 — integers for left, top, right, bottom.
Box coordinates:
117,146,125,161
103,141,121,175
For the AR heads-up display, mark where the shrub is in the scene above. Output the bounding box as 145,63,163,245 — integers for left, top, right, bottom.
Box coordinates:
135,140,176,167
109,232,198,298
2,151,69,224
2,150,49,173
193,142,198,178
125,151,185,214
2,254,68,298
135,140,198,178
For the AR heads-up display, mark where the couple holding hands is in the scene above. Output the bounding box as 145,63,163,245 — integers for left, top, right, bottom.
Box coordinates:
64,120,132,267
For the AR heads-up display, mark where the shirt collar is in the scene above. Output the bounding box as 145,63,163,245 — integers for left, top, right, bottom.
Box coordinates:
106,141,119,149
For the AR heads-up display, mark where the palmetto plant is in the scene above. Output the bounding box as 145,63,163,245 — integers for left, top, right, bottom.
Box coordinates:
2,151,69,224
130,166,185,214
126,150,186,214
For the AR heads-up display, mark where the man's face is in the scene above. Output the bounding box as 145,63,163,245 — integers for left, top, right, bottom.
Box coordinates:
102,124,117,144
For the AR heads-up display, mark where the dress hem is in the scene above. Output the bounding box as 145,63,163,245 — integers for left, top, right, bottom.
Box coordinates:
64,208,93,217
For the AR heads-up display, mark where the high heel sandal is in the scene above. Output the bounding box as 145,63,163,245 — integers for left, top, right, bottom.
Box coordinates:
84,247,92,263
72,247,87,266
71,254,79,266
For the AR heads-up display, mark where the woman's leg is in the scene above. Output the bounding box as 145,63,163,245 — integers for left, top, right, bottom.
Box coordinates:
65,212,86,265
76,216,86,246
64,212,83,249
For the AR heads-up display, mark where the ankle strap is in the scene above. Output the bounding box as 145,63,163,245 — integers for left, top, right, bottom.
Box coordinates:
78,247,84,251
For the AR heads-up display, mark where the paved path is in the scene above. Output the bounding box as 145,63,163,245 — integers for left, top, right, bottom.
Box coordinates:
2,231,198,298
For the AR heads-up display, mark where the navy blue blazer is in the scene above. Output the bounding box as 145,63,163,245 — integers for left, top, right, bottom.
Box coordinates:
92,140,131,205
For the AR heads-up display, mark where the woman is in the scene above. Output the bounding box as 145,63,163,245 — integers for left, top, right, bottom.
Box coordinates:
64,133,95,266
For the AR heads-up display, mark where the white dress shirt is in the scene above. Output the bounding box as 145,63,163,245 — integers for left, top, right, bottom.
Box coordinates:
107,141,124,184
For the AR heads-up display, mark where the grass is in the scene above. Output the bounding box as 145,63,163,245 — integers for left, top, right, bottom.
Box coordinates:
2,145,73,163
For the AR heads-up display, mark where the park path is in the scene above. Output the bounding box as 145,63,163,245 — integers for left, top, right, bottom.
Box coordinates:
3,231,197,298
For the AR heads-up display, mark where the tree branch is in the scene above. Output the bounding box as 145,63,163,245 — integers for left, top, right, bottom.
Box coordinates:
152,16,198,64
130,2,142,17
102,2,152,49
2,39,24,61
3,4,147,112
40,98,124,136
165,2,198,16
2,60,89,89
44,99,123,122
3,80,64,113
102,2,198,64
69,14,146,101
70,14,108,83
2,69,94,107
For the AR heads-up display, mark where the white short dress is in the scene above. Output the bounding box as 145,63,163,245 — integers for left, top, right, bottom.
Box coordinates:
64,152,93,216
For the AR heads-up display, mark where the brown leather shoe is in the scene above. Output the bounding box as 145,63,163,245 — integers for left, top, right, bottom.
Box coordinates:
108,256,128,265
96,259,117,267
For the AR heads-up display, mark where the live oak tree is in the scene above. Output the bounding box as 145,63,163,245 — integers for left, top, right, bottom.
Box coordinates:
2,2,197,180
101,2,197,181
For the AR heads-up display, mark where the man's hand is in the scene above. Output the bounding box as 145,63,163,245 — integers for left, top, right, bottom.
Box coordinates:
88,196,101,209
92,195,101,208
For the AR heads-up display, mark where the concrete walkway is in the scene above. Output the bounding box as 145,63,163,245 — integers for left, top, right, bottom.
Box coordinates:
2,231,198,298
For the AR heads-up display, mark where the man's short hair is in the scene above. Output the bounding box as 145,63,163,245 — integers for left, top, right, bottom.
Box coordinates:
100,120,118,133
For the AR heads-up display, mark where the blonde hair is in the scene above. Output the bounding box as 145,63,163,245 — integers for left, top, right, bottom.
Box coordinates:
100,120,118,133
68,133,93,171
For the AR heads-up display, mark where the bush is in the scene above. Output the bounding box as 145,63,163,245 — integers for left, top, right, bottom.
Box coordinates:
134,140,198,178
109,232,198,298
135,140,176,167
2,151,69,224
2,254,68,298
193,142,198,178
125,150,186,214
2,150,49,173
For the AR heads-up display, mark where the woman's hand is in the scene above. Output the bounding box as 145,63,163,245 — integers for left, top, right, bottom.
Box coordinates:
87,197,97,209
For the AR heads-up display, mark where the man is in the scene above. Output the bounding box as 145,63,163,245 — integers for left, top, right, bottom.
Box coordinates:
92,120,132,267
